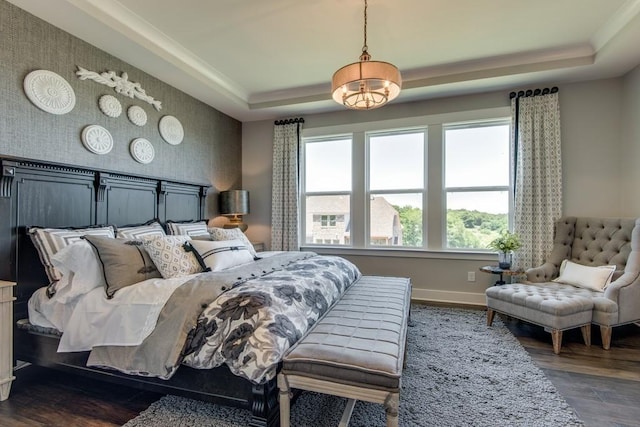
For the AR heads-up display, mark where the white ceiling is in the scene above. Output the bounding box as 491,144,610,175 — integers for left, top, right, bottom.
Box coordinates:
8,0,640,122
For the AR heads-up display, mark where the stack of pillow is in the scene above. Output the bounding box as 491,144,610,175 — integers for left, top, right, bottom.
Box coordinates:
28,220,259,303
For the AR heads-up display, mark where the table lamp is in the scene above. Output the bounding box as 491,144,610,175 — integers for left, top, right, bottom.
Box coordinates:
219,189,249,232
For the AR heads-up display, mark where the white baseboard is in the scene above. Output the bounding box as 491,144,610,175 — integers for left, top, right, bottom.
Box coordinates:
412,288,486,307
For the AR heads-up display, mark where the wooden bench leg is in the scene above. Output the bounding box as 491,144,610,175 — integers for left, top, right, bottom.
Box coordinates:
600,325,612,350
487,308,495,326
580,324,591,347
384,393,399,427
551,329,562,354
277,374,291,427
338,398,356,427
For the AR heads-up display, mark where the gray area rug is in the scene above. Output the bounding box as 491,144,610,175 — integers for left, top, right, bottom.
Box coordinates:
123,305,583,426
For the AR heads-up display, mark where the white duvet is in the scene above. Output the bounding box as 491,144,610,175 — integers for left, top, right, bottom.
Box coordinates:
29,275,195,352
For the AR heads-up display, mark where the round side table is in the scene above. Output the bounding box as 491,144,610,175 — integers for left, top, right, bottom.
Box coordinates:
479,265,525,286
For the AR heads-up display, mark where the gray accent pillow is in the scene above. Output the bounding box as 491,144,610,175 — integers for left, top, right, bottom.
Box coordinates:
83,235,161,299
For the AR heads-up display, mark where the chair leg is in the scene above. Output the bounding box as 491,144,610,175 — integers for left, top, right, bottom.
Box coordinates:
580,324,591,347
600,325,612,350
551,329,563,354
487,309,495,326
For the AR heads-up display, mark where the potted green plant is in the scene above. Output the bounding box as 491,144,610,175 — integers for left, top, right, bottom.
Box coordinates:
488,230,522,269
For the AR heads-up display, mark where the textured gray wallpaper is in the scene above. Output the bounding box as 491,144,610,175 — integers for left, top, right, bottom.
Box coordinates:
0,0,242,216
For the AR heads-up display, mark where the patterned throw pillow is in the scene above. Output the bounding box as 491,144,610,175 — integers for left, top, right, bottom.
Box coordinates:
142,235,202,279
207,227,258,258
187,239,255,272
83,235,162,298
28,225,116,287
166,220,209,237
116,220,166,239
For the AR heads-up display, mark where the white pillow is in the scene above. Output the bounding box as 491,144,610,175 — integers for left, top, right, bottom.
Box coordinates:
188,239,255,272
552,260,616,291
142,235,202,278
207,227,258,258
50,240,105,303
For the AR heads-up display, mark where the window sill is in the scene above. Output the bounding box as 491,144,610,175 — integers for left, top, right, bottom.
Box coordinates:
300,245,497,262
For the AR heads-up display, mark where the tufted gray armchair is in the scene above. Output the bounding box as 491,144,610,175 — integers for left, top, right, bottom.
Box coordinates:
525,216,640,349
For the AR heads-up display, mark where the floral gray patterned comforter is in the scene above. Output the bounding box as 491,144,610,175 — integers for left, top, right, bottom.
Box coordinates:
182,253,361,383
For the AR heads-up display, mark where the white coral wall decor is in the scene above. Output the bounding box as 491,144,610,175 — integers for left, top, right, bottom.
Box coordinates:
24,70,76,115
127,105,147,126
98,94,122,118
81,125,113,155
158,115,184,145
76,66,162,111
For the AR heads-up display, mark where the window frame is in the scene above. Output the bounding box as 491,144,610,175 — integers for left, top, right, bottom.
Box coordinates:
365,127,427,249
300,134,353,247
442,119,513,250
300,107,512,255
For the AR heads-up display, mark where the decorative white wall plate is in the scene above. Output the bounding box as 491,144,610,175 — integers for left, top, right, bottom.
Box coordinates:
76,66,162,111
130,138,155,164
98,94,122,118
127,105,147,126
81,125,113,155
158,115,184,145
24,70,76,115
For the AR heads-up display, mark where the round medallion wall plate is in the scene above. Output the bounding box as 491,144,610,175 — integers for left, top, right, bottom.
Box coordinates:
81,125,113,155
158,115,184,145
23,70,76,115
127,105,147,126
130,138,155,164
98,94,122,118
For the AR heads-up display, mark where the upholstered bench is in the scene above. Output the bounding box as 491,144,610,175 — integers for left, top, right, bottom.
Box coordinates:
277,275,412,427
486,283,594,354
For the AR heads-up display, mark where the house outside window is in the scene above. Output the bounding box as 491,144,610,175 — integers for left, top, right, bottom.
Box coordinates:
302,137,351,245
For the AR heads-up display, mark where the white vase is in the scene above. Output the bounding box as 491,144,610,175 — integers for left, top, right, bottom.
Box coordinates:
498,252,512,269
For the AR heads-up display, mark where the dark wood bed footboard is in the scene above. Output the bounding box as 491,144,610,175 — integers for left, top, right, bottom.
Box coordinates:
1,157,280,427
13,328,280,426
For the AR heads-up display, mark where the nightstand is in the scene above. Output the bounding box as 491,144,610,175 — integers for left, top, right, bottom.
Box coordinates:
0,280,16,401
251,242,266,252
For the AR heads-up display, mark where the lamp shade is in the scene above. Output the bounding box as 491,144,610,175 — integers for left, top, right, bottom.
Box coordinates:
219,190,249,215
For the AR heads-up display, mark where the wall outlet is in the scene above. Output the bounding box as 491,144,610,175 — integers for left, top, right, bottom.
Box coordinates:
467,271,476,282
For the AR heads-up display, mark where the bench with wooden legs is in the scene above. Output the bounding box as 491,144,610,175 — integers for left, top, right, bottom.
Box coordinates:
277,276,411,427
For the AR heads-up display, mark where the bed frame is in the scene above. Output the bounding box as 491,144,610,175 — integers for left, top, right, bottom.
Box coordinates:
0,157,279,427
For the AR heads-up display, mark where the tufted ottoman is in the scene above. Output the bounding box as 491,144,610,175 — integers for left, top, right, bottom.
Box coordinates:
486,282,594,354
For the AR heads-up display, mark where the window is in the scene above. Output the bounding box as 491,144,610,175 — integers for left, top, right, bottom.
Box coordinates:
444,121,511,250
302,137,351,245
301,110,511,252
368,131,425,247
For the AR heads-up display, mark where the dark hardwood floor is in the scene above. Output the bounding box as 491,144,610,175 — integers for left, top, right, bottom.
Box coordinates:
1,311,639,427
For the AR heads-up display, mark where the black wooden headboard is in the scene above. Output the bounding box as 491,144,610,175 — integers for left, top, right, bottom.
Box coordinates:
0,157,210,320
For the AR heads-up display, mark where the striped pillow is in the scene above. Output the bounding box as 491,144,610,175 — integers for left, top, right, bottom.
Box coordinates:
187,239,254,272
116,220,166,239
166,220,209,237
28,225,116,286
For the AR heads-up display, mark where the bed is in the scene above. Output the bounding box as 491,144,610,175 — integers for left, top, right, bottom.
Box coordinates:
1,156,360,427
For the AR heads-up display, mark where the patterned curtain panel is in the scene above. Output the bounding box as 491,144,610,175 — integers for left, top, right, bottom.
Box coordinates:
511,91,562,269
271,119,303,251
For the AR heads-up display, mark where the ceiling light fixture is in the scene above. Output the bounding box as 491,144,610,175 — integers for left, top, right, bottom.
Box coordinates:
331,0,402,110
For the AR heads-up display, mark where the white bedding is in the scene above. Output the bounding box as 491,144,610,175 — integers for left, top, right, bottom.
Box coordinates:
28,287,78,331
57,274,196,352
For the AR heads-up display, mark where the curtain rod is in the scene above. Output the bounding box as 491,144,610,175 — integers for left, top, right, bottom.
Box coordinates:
509,87,558,99
274,118,305,125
